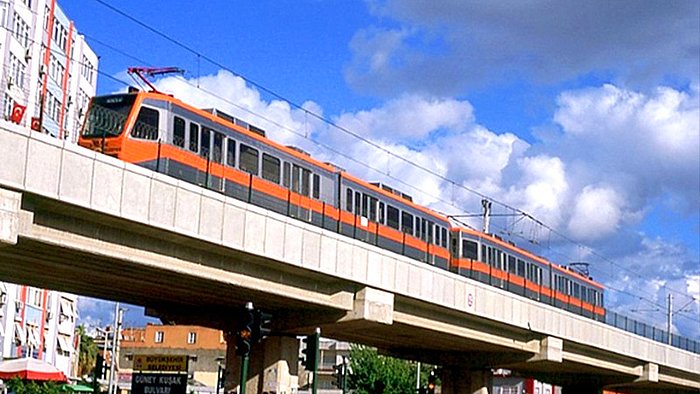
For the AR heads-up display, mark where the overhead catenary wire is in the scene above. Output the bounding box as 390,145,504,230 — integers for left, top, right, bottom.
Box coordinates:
63,1,700,329
86,0,700,326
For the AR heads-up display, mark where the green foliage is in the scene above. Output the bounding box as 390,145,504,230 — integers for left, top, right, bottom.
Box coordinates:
347,345,422,394
77,324,98,378
5,377,61,394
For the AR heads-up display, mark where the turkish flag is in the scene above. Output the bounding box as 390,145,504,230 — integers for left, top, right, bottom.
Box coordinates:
31,116,41,131
10,103,26,124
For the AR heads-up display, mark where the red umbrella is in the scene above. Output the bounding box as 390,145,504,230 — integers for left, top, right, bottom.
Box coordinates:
0,357,68,381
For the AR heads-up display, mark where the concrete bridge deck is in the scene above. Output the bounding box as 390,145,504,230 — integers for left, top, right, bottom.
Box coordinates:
0,124,698,392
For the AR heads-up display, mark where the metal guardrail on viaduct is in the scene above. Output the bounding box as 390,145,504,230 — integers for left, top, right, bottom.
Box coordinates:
0,124,698,393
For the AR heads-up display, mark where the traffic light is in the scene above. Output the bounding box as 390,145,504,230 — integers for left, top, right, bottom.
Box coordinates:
332,363,344,388
252,310,272,343
300,332,319,371
427,368,437,394
236,308,255,356
217,365,225,389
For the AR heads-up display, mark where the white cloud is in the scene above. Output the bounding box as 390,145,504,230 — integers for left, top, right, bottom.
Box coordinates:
567,185,625,241
334,94,473,142
550,84,700,215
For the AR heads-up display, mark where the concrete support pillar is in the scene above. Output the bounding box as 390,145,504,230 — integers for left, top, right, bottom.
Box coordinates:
0,188,21,246
223,331,299,394
441,367,491,394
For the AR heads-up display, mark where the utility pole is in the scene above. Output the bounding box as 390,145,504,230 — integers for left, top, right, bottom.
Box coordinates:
107,303,123,394
481,199,492,234
415,362,421,393
238,302,254,394
667,293,673,345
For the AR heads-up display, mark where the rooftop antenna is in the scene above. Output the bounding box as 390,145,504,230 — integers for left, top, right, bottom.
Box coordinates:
127,66,185,94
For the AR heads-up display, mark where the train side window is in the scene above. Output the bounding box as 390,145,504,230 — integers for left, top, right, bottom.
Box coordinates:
421,219,427,241
508,255,516,273
435,225,441,245
292,165,300,192
573,282,580,299
559,276,567,293
401,211,413,235
173,116,185,147
226,138,236,166
132,106,160,140
599,292,604,307
441,227,447,248
262,153,281,183
369,197,378,221
354,191,361,215
239,144,259,175
283,162,291,188
517,259,525,277
189,123,199,153
361,194,369,218
200,127,211,158
212,132,224,163
462,240,478,260
488,246,497,266
452,238,458,257
312,174,320,199
386,205,399,230
346,188,353,212
481,245,487,263
378,202,385,224
428,221,434,243
301,168,311,196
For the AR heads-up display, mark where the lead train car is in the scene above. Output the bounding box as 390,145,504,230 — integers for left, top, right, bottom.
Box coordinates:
78,90,602,321
78,91,450,267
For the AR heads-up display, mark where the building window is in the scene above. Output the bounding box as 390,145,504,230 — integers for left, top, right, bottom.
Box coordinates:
27,288,43,308
81,55,95,84
187,332,196,344
154,331,164,343
13,12,30,48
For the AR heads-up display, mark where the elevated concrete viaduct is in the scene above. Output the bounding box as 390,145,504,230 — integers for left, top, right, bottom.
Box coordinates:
1,125,698,393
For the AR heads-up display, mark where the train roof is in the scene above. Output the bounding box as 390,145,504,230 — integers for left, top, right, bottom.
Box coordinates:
452,226,605,289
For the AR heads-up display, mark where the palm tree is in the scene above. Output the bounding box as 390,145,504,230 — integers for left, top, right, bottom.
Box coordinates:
76,325,98,378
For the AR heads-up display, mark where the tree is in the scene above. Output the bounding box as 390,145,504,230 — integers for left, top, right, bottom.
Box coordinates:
348,345,433,394
5,377,61,394
77,324,99,378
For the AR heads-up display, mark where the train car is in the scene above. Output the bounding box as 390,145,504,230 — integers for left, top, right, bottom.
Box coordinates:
340,175,451,269
450,227,605,321
77,90,450,267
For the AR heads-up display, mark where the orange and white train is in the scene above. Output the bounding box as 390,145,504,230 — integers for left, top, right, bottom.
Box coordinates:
79,89,606,323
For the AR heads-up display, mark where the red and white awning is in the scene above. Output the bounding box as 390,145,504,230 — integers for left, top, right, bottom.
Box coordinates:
0,357,68,381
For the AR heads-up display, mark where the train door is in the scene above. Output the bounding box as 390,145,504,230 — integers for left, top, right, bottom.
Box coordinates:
127,103,163,172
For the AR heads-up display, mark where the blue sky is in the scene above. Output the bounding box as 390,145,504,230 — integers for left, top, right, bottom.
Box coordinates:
65,1,700,339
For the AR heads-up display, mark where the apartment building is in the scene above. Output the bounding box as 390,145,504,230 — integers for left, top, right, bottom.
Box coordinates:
0,0,98,143
0,282,79,377
119,324,227,389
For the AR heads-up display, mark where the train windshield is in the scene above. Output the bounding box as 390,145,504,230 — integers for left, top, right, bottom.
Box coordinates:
81,94,137,138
